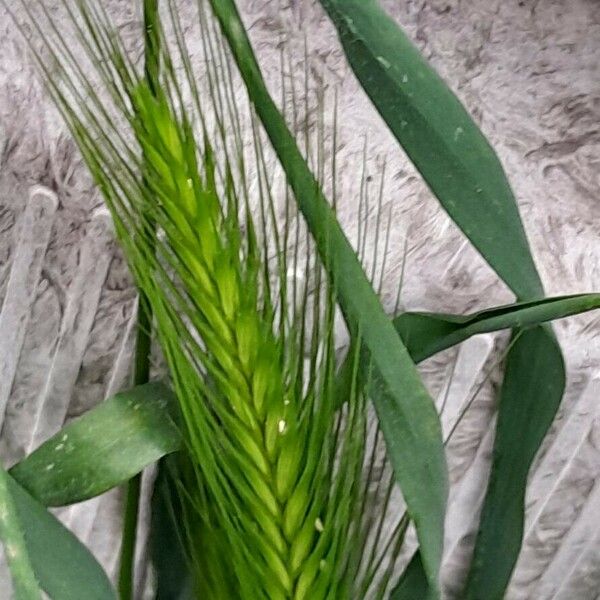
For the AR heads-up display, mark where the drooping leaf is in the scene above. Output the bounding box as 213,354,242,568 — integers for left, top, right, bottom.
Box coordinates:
0,466,41,600
335,293,600,406
209,0,447,592
318,3,570,597
318,0,543,301
10,382,180,506
394,293,600,363
2,471,116,600
463,327,565,598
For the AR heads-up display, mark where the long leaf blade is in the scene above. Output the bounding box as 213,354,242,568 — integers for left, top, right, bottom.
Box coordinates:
10,382,180,506
0,466,41,600
464,327,564,598
318,4,573,597
394,293,600,363
209,0,447,592
318,0,542,300
3,472,116,600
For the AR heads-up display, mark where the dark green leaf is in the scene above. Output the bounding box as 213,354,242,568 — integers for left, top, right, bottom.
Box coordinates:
336,293,600,406
390,552,429,600
394,293,600,363
319,4,573,597
318,0,542,301
150,457,194,600
0,466,41,600
3,472,116,600
209,1,447,593
463,327,564,599
10,382,180,506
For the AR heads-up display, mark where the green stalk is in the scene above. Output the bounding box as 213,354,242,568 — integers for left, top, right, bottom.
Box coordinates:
117,302,151,600
117,2,160,598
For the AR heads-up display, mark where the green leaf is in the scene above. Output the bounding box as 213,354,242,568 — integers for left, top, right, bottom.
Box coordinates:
2,471,116,600
209,0,447,593
10,382,180,506
336,293,600,407
463,327,564,599
150,457,194,600
318,0,543,301
394,293,600,363
318,3,573,597
0,466,41,600
390,552,429,600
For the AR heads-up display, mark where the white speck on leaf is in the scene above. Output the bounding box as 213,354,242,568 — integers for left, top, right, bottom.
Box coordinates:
343,16,357,34
376,56,391,70
454,126,464,141
278,419,287,434
315,517,324,532
402,74,409,83
45,463,55,471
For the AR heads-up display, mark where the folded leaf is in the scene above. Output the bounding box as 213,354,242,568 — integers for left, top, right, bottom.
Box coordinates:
2,471,116,600
394,293,600,363
10,382,180,506
209,1,448,594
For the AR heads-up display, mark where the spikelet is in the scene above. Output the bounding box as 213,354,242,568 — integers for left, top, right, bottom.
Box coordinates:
13,0,411,596
129,81,350,597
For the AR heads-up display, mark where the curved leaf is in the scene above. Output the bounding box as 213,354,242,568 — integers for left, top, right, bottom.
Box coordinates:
318,3,572,597
464,327,565,598
0,466,41,599
2,471,116,600
10,382,180,506
394,293,600,363
318,0,542,301
336,293,600,406
209,0,448,593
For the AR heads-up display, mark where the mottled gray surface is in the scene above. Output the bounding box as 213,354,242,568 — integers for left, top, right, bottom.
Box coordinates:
0,0,599,598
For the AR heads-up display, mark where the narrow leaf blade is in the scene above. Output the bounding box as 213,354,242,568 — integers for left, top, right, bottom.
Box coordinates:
0,466,41,600
319,0,543,300
463,327,565,598
4,472,116,600
394,293,600,363
319,4,573,597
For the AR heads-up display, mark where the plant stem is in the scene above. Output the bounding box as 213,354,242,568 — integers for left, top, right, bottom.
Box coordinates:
117,299,152,600
118,2,160,598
